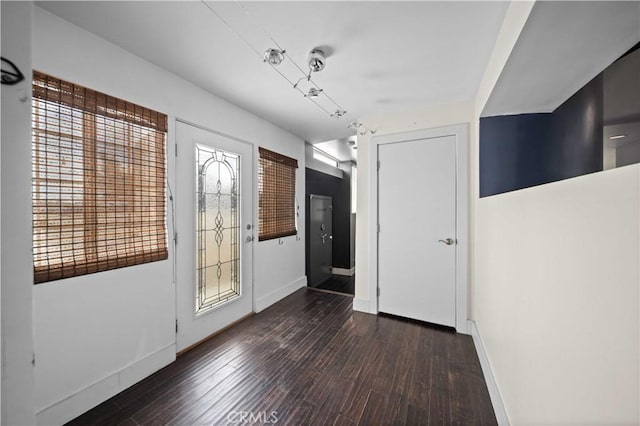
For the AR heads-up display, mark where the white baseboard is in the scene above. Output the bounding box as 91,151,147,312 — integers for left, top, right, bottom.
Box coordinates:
352,297,376,314
331,267,355,276
254,276,307,313
468,320,510,425
36,343,175,425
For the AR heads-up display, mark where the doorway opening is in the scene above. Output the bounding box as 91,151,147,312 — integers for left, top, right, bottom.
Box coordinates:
304,140,356,296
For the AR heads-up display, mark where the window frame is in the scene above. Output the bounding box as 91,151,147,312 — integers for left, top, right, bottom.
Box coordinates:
257,147,298,241
31,71,169,284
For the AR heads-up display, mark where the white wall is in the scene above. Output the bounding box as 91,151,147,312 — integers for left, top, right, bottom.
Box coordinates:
1,2,36,424
353,101,475,313
31,7,305,425
471,2,640,424
474,165,640,424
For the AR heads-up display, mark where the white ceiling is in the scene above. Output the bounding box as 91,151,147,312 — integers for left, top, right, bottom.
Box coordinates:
37,1,509,143
482,1,640,117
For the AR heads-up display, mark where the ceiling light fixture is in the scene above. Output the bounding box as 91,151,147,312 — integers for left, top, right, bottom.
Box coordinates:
264,48,286,66
305,88,323,98
200,1,377,135
308,49,326,73
347,121,375,135
609,134,626,140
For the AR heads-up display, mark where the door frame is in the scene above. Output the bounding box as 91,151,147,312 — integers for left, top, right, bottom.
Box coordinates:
368,123,469,334
174,118,257,348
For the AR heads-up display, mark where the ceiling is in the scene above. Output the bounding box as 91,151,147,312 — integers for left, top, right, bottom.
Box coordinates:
37,1,509,143
482,1,640,117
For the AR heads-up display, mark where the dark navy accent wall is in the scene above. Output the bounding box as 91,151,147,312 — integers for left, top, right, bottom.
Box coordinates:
551,74,604,181
480,74,604,197
305,168,351,276
480,113,552,197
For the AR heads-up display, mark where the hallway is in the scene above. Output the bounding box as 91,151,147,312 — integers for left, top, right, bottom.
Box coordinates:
316,274,355,295
68,289,495,425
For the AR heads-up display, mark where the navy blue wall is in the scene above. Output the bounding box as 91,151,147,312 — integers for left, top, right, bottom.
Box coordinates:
480,74,604,197
551,74,604,181
480,113,552,197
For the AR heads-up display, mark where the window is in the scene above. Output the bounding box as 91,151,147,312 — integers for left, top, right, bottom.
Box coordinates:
195,144,241,313
32,71,168,284
258,147,298,241
312,147,338,168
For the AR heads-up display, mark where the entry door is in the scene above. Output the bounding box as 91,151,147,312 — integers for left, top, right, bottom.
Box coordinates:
308,195,332,287
176,122,254,352
378,136,456,327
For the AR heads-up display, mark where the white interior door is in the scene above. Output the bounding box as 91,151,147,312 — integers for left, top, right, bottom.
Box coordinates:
378,135,456,327
176,121,254,352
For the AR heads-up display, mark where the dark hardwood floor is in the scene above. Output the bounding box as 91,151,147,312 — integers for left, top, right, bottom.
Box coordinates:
315,274,355,295
67,289,496,425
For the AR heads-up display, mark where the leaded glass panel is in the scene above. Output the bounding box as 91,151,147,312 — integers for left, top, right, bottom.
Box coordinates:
195,145,240,314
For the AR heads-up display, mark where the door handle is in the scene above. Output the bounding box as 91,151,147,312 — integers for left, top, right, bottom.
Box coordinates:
438,238,455,245
245,235,254,243
320,233,333,244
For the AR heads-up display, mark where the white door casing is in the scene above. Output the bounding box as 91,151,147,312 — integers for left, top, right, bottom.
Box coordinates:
175,120,254,352
368,124,469,333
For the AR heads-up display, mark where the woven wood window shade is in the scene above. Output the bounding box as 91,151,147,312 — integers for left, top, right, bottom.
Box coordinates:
32,71,168,284
258,147,298,241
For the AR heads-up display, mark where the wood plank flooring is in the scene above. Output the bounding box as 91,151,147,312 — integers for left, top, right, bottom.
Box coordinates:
67,289,496,425
315,275,355,295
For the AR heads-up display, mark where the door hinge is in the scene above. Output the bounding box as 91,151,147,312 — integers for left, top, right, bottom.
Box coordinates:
32,352,36,366
377,224,380,233
377,287,380,297
175,319,178,333
174,232,178,245
377,160,380,171
175,144,178,157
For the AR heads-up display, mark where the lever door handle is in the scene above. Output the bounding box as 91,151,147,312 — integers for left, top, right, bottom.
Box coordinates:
438,238,455,245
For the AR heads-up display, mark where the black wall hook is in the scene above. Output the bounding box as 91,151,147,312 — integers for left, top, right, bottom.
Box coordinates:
1,57,25,85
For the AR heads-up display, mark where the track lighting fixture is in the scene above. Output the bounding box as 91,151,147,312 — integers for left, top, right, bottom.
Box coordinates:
201,1,377,134
263,48,285,66
347,121,376,135
308,49,326,72
305,88,323,98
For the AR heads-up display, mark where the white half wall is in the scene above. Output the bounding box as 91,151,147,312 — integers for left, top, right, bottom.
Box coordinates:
474,164,640,424
31,7,305,425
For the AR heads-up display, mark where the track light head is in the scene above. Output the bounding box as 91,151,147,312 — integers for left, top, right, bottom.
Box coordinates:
308,49,326,72
264,48,285,66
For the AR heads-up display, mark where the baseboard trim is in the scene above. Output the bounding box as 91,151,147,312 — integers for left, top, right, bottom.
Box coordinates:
468,320,510,425
254,275,307,313
331,267,355,276
36,343,176,425
352,297,376,314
